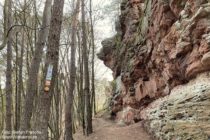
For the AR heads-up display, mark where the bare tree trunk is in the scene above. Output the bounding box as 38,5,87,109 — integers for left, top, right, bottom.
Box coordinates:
16,30,24,131
20,0,52,131
81,0,93,135
0,0,10,50
65,0,80,139
33,0,37,47
5,0,13,133
54,76,60,140
77,30,86,134
15,32,19,131
33,0,64,139
0,78,4,133
89,0,96,116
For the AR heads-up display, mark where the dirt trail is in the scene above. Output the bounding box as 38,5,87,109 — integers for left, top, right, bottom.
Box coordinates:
74,118,152,140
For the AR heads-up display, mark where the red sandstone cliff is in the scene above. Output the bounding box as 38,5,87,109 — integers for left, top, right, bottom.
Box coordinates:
98,0,210,139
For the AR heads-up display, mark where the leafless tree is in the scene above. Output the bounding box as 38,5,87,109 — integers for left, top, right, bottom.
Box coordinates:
65,0,80,139
33,0,65,139
81,0,93,135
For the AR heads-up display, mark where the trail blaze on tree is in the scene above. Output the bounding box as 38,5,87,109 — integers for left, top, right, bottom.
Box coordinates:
33,0,64,139
44,64,53,92
20,0,52,132
0,0,110,139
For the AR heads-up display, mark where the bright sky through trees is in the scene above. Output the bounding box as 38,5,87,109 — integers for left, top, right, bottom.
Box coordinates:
0,0,115,87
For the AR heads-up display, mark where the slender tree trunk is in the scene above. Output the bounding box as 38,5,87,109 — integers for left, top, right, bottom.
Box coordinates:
65,0,80,139
54,77,60,140
15,32,19,131
89,0,96,115
16,30,24,131
33,0,64,139
26,44,30,75
0,78,4,133
77,31,86,134
20,0,52,131
33,0,37,47
5,0,13,133
81,0,93,135
0,0,9,50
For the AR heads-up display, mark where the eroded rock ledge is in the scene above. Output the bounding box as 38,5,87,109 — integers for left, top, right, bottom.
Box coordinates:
98,0,210,139
141,72,210,139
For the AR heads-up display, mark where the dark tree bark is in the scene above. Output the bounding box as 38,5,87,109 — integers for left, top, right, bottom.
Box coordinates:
77,30,86,134
89,0,96,116
15,30,24,131
65,0,80,139
15,32,19,131
20,0,52,131
33,0,64,139
54,76,61,140
0,0,10,50
0,78,4,132
5,0,13,133
81,0,93,135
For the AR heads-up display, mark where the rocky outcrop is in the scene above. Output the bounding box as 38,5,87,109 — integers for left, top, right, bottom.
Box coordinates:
98,0,210,139
141,72,210,140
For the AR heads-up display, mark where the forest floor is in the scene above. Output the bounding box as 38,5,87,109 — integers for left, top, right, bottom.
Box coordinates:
74,117,152,140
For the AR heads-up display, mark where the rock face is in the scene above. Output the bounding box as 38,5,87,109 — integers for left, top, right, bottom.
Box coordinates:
141,73,210,139
98,0,210,139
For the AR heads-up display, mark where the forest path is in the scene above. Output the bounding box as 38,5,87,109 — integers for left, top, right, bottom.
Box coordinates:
74,117,152,140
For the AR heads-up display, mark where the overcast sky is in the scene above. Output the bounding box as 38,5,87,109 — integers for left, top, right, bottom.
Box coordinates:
92,0,116,81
